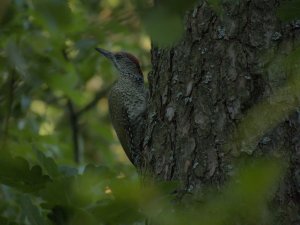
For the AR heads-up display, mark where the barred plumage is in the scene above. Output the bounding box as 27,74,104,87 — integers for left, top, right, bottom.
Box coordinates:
96,48,147,166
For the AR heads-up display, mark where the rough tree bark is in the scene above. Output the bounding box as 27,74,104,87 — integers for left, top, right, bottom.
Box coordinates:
142,1,300,224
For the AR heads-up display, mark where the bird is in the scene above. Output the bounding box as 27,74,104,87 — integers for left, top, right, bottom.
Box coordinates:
95,48,147,166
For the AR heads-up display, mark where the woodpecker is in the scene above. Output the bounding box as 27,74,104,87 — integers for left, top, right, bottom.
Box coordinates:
95,48,147,166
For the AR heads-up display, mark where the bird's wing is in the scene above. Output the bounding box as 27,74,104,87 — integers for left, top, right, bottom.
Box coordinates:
120,106,145,165
120,107,135,161
108,86,145,166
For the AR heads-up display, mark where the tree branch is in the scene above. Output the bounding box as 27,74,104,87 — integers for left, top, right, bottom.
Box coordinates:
62,48,111,163
76,86,111,117
67,99,81,164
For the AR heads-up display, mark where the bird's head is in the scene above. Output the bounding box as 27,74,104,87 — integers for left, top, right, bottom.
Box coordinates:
96,48,143,83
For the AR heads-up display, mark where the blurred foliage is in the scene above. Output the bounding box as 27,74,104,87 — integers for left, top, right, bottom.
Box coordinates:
232,44,300,154
0,0,151,165
0,0,298,225
136,0,198,46
0,150,285,225
277,0,300,21
0,0,149,222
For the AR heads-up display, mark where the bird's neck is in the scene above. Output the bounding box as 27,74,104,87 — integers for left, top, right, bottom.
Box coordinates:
119,71,144,85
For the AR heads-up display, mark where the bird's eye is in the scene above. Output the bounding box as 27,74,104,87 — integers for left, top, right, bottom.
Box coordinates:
115,54,122,60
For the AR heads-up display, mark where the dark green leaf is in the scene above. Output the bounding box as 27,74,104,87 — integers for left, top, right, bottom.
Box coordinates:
20,196,47,225
0,153,51,192
39,177,73,208
35,150,60,178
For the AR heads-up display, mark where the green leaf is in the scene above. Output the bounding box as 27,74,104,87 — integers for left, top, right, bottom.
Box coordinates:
35,150,60,178
20,196,47,225
0,153,51,192
39,177,73,208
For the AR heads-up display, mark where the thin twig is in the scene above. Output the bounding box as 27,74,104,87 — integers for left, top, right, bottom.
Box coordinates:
67,99,80,164
61,48,111,163
62,49,82,164
76,86,111,117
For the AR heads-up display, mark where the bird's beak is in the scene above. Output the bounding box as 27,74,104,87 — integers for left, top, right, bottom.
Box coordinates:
95,48,114,60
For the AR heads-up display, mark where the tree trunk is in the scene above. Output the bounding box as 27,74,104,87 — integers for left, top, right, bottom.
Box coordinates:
142,1,300,224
